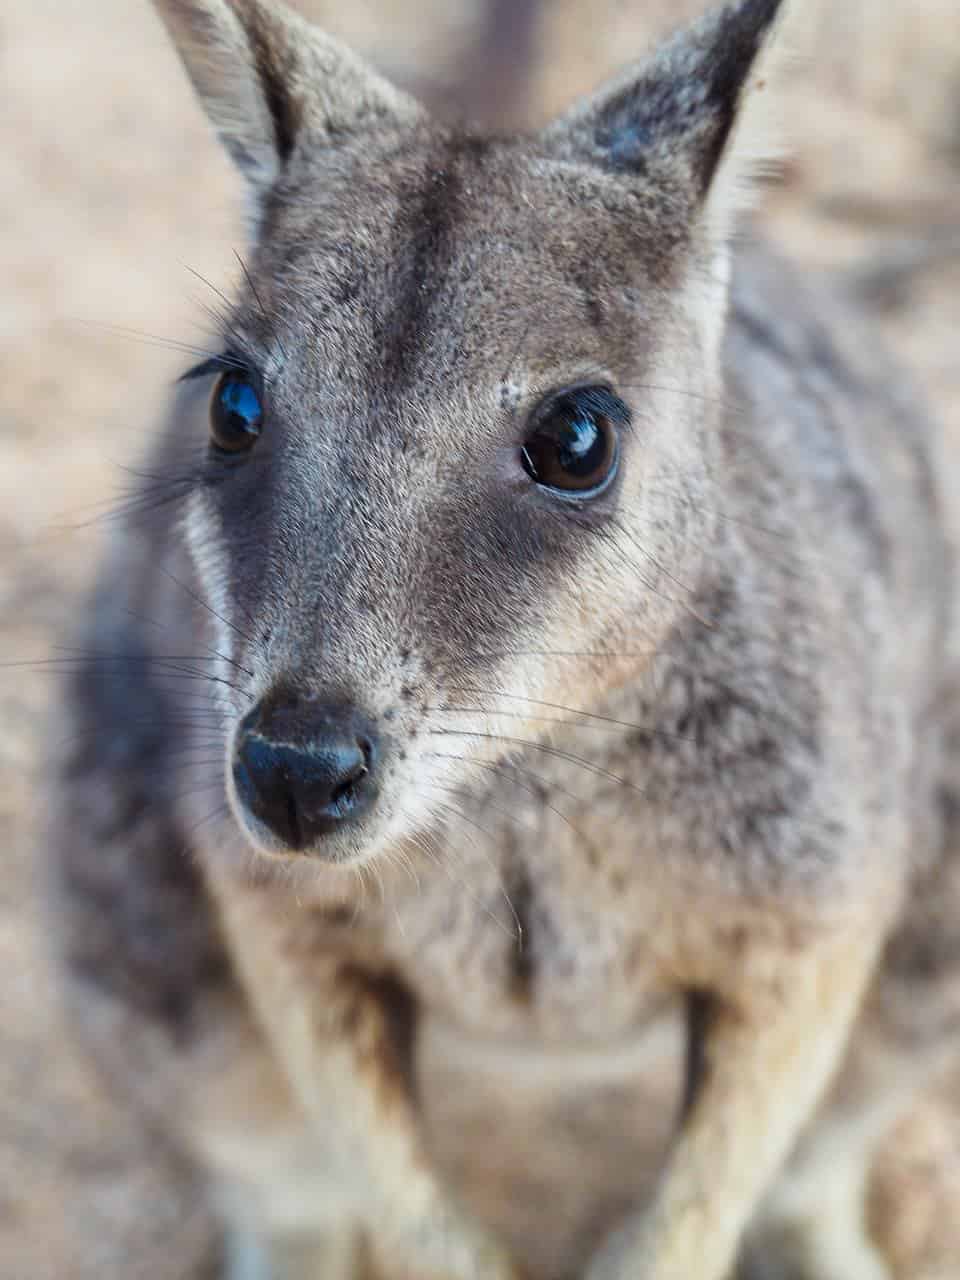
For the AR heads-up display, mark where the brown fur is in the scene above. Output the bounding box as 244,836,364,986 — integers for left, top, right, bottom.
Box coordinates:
48,2,960,1278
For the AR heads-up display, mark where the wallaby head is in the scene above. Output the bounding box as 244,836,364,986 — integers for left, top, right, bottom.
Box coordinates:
152,0,787,864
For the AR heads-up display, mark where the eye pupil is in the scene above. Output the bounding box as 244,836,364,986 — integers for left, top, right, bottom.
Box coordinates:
558,414,600,471
221,379,261,424
521,393,621,497
210,371,263,453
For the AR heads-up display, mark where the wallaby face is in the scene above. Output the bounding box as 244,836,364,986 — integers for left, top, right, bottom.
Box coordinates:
167,0,778,863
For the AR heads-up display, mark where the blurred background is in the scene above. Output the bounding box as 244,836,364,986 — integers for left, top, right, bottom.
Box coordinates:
1,0,959,1275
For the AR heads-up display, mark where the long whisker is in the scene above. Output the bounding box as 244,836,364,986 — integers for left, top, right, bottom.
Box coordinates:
35,647,251,700
432,705,642,730
234,249,288,363
113,608,254,680
420,802,521,944
440,689,699,744
157,563,255,650
539,505,695,622
386,843,421,897
429,729,647,795
428,750,586,806
75,319,247,366
459,649,770,699
428,782,552,929
430,756,603,864
178,802,230,848
632,485,794,544
618,379,746,415
609,517,714,628
13,661,246,700
180,262,244,333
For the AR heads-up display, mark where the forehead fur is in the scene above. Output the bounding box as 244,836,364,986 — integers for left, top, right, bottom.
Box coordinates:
243,128,694,403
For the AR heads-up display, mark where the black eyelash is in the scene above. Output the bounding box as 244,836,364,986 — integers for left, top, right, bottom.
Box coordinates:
565,385,633,430
529,382,633,434
179,350,249,382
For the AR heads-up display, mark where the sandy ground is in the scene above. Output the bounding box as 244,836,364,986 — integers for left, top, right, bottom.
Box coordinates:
1,1,959,1276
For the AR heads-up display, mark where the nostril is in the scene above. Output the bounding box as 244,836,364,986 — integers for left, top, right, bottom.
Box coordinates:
332,778,358,807
285,790,302,847
330,738,373,808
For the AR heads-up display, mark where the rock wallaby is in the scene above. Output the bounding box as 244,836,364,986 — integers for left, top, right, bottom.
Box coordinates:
51,1,960,1277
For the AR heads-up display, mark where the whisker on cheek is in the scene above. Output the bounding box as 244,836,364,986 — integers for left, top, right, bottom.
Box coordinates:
420,801,522,947
438,689,699,745
425,761,603,869
428,750,586,806
429,705,674,737
157,562,256,652
72,318,250,367
428,729,648,797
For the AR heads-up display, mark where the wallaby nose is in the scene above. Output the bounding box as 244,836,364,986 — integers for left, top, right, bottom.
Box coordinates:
232,693,380,851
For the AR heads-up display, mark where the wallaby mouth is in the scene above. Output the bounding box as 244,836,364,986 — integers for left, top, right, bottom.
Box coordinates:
229,684,381,855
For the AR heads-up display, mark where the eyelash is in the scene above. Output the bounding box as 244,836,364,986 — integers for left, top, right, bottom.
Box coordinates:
179,350,251,383
527,384,632,433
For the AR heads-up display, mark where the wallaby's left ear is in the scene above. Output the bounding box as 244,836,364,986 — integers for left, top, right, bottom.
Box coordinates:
542,0,790,234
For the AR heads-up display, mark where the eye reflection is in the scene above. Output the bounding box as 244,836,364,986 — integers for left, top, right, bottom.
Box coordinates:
210,372,263,454
521,387,627,497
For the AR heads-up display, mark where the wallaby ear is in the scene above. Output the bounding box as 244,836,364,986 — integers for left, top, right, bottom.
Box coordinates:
152,0,420,201
541,0,791,237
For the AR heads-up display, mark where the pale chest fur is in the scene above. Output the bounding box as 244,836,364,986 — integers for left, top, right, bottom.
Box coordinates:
391,796,688,1271
289,771,694,1275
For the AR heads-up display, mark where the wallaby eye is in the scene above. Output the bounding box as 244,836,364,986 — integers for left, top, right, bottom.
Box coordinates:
210,372,263,454
521,387,627,498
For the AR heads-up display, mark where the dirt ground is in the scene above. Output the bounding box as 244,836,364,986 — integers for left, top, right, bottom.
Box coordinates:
1,1,959,1277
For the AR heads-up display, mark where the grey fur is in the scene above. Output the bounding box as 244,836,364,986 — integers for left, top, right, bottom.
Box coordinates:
49,2,960,1278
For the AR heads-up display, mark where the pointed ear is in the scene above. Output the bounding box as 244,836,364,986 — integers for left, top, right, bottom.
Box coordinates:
152,0,421,201
541,0,791,236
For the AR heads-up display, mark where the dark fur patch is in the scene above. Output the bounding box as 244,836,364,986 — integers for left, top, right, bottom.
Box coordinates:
338,965,420,1108
694,0,783,189
680,989,715,1123
56,617,230,1043
243,10,303,167
506,862,536,999
374,142,473,393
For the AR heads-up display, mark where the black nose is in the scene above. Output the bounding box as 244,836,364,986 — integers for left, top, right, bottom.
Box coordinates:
232,693,380,851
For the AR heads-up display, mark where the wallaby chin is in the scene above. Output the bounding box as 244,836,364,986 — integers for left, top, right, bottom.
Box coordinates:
50,3,958,1279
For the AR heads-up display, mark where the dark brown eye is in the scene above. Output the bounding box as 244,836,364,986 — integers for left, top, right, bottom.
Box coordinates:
210,371,263,454
521,389,624,497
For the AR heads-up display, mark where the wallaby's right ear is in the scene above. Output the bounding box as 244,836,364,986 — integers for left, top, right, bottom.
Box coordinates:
152,0,420,203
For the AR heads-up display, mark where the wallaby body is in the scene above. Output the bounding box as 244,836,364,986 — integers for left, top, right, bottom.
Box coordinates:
51,2,960,1279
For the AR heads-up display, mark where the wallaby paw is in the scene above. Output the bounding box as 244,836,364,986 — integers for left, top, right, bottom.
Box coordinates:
374,1201,520,1280
582,1213,657,1280
738,1221,893,1280
224,1224,362,1280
